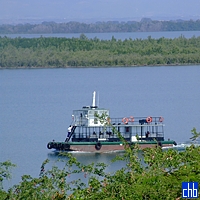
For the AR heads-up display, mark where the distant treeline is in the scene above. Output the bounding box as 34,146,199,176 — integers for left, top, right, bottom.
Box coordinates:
0,34,200,68
0,19,200,34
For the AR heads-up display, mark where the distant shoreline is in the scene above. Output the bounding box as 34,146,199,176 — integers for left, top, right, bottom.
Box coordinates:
0,19,200,34
1,63,200,70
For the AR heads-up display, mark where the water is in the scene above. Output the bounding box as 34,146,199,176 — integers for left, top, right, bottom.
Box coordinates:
1,31,200,40
1,65,200,189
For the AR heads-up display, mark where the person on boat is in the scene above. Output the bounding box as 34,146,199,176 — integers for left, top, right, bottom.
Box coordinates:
146,131,150,138
65,125,73,142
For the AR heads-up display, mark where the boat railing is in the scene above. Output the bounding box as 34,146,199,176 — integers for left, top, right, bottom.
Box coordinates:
73,116,164,127
73,122,164,140
110,116,164,126
72,116,165,141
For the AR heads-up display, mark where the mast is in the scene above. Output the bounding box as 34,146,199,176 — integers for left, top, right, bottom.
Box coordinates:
91,91,97,108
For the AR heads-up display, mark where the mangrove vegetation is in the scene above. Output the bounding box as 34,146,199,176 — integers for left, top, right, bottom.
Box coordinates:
0,34,200,68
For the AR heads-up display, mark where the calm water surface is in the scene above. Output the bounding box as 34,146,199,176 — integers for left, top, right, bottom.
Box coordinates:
1,31,200,40
1,66,200,188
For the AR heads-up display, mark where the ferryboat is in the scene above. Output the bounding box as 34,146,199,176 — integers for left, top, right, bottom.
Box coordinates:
47,91,177,152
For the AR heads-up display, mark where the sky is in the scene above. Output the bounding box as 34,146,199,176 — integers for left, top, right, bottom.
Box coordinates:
0,0,200,23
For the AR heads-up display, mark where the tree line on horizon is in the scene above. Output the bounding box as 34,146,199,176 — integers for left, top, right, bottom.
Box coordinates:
0,34,200,68
0,19,200,34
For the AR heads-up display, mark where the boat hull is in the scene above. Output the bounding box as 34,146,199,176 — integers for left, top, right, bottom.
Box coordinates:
47,141,176,153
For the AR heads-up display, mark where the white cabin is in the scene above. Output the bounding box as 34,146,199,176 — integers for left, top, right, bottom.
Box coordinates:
72,91,109,127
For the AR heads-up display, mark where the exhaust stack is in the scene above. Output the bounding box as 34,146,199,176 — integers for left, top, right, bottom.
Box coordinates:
92,91,97,108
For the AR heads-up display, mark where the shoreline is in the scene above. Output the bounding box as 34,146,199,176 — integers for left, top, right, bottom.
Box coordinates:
0,63,200,69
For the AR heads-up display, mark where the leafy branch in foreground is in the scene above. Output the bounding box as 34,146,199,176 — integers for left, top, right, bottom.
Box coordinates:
0,161,16,190
0,161,16,199
1,119,200,199
190,127,200,141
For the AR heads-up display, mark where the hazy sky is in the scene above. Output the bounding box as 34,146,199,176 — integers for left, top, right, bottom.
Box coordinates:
1,0,200,22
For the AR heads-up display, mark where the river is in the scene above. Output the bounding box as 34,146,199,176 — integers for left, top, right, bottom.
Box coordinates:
1,31,200,190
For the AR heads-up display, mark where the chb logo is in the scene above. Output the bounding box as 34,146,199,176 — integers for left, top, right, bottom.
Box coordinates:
182,182,198,198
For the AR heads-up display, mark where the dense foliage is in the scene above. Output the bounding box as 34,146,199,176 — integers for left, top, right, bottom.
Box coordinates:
0,19,200,34
0,128,200,199
1,35,200,68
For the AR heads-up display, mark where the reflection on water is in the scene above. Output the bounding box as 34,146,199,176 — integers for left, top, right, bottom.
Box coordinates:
46,151,127,188
47,150,126,172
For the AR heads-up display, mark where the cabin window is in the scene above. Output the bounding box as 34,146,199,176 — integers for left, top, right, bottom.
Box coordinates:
94,118,98,124
89,110,94,115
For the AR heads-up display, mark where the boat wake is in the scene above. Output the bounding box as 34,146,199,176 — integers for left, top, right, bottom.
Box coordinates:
162,141,200,151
